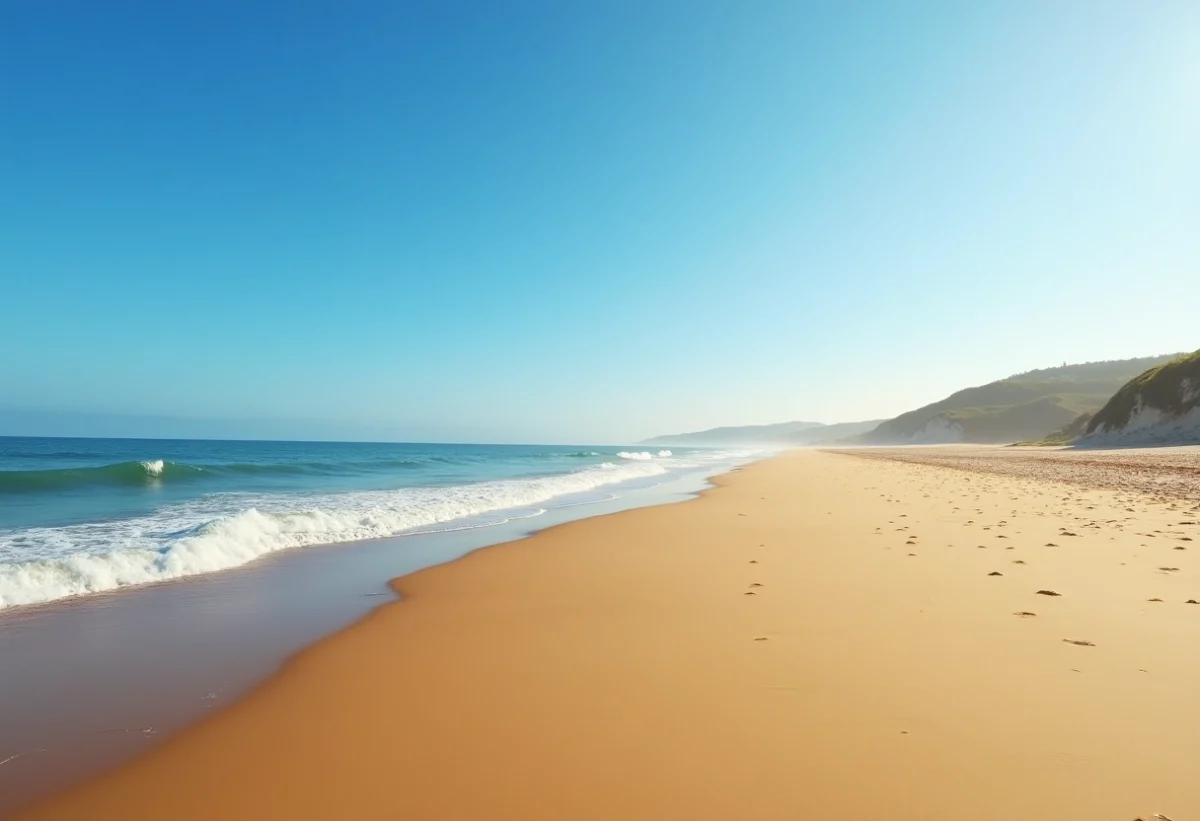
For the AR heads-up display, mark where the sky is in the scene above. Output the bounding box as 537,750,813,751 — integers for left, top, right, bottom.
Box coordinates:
2,1,1198,444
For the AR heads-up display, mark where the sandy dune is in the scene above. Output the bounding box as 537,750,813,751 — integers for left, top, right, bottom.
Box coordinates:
10,449,1199,820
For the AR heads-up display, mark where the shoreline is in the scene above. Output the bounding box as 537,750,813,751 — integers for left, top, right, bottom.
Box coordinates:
10,448,1200,819
0,464,741,815
0,444,728,613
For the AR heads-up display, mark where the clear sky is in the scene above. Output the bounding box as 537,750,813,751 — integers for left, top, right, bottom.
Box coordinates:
2,1,1197,444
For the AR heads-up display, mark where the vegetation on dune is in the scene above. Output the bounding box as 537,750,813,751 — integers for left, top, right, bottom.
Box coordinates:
1086,349,1200,435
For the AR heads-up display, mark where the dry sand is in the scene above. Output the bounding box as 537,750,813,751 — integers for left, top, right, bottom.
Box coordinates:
10,449,1200,820
838,444,1200,500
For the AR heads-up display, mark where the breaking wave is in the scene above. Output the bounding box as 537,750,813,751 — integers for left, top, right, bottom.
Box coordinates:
0,459,673,608
0,457,447,493
615,450,672,461
0,460,203,493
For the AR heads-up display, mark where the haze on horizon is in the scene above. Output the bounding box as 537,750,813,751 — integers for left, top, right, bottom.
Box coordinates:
2,1,1197,445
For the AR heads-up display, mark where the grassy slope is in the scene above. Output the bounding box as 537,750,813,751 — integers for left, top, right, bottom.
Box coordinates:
859,354,1185,445
1086,349,1200,434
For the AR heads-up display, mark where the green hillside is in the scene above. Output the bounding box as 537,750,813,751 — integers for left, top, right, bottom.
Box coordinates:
857,354,1185,445
643,353,1193,449
1084,350,1200,441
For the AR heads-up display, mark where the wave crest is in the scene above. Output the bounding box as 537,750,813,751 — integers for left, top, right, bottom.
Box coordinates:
616,450,672,461
0,460,201,493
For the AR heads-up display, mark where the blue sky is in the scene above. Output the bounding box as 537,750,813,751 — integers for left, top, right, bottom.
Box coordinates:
2,1,1197,443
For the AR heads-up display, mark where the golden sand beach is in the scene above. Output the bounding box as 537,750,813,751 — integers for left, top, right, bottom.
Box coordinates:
13,448,1200,820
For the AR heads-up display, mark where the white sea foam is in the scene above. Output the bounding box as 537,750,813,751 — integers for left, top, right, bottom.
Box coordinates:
616,450,673,460
0,458,698,609
140,459,165,477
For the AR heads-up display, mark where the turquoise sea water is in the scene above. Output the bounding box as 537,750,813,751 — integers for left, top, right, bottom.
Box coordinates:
0,437,752,608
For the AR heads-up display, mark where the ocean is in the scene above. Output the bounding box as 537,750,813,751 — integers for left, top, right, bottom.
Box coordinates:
0,437,752,609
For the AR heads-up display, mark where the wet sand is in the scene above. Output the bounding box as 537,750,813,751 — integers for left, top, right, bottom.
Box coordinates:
10,448,1200,820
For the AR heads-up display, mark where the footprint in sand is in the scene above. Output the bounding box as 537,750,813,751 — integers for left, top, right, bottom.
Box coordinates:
1063,639,1095,647
1014,612,1037,618
988,571,1003,577
1036,589,1062,597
